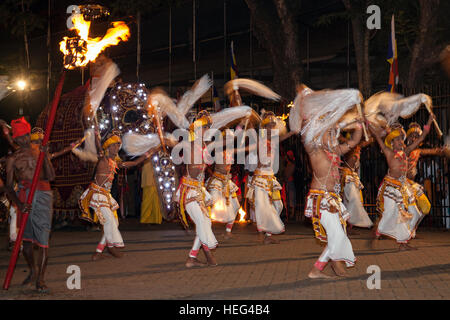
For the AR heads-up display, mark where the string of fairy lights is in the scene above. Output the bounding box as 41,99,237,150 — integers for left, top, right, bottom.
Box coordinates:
96,82,177,215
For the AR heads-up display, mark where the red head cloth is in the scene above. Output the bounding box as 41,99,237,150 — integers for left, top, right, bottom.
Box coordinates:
11,117,31,139
287,150,295,161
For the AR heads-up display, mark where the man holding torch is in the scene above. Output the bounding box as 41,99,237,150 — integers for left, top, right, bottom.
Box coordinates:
5,117,55,293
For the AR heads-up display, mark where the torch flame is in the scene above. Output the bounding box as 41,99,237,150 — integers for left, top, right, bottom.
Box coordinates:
238,207,246,222
59,14,130,69
277,113,289,121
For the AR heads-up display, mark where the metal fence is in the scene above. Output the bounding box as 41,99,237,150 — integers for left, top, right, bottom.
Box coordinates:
282,83,450,229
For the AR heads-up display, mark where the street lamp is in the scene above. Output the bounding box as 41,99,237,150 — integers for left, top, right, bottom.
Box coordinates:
16,80,27,91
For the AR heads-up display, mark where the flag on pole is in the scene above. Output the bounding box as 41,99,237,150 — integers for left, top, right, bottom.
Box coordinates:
230,41,238,80
387,14,399,92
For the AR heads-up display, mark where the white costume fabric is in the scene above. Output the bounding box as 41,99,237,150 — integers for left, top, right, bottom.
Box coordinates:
305,190,356,268
206,171,240,224
341,168,373,228
79,181,124,250
376,176,423,243
9,205,17,242
175,175,218,249
246,167,284,234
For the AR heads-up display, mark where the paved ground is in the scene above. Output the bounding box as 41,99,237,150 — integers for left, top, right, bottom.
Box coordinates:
0,219,449,300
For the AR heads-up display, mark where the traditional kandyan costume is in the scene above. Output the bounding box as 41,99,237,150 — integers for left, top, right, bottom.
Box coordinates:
79,134,124,253
405,125,431,216
174,112,218,260
290,85,362,271
340,148,373,228
206,165,240,234
245,112,285,237
376,128,423,243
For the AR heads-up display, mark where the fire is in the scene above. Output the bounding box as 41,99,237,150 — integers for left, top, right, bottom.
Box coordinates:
60,14,130,69
278,113,289,121
213,200,226,212
238,207,246,222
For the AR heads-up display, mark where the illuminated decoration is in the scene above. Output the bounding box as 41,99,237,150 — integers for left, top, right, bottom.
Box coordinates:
152,151,177,212
59,13,130,69
96,82,177,218
97,82,154,137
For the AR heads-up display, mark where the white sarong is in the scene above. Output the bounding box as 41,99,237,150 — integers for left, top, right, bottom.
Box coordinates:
376,176,423,243
341,171,373,228
246,168,284,234
175,177,218,249
79,183,124,248
206,172,240,224
305,189,355,267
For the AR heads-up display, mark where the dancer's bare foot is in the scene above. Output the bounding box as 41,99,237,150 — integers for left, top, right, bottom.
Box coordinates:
331,261,347,277
308,266,333,279
223,232,233,240
91,252,110,261
22,271,37,286
203,250,218,266
36,280,49,293
107,246,124,258
398,243,417,251
263,236,280,244
185,257,207,268
257,232,264,242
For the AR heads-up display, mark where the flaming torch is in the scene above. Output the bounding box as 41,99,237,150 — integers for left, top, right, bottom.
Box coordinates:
238,207,247,223
3,9,130,290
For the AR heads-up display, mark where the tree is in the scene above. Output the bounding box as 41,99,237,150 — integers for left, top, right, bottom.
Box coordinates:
342,0,374,98
244,0,303,101
406,0,447,87
0,0,45,70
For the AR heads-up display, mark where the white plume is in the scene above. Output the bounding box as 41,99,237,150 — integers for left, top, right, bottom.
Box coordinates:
87,58,120,115
211,106,253,129
224,78,280,101
364,92,431,127
300,87,362,146
72,129,98,162
149,90,190,129
289,86,313,133
177,74,212,116
122,132,177,157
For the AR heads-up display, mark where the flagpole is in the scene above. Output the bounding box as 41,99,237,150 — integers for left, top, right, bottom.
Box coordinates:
169,7,172,95
223,0,227,82
211,71,214,108
193,0,197,81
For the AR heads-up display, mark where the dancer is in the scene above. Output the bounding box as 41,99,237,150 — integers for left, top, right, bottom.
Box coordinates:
290,85,364,278
79,132,155,260
206,147,240,240
405,121,447,216
369,115,434,250
175,111,219,267
246,111,296,244
5,117,55,292
340,137,373,232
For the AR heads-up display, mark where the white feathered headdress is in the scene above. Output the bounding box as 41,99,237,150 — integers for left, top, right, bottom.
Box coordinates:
290,85,362,146
122,75,212,157
224,78,280,101
72,57,120,162
364,92,431,128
